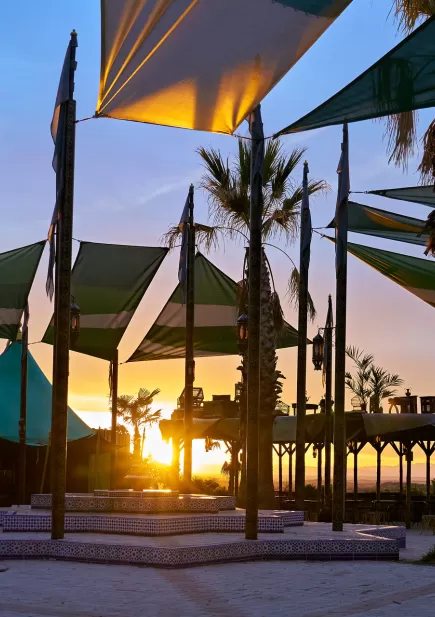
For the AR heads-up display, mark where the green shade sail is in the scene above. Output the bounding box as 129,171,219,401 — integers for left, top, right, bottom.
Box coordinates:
275,15,435,135
328,237,435,308
0,241,45,341
0,342,93,445
128,253,299,362
368,185,435,208
328,201,427,247
43,242,168,361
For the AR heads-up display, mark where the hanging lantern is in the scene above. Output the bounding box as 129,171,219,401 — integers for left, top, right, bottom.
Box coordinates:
312,445,317,459
237,313,248,354
312,332,324,371
375,435,381,444
70,297,81,347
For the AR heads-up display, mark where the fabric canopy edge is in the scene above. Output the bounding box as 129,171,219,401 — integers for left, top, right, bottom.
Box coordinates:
273,15,435,137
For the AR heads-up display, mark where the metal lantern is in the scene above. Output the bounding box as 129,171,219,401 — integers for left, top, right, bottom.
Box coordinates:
70,297,81,345
237,313,248,354
312,332,324,371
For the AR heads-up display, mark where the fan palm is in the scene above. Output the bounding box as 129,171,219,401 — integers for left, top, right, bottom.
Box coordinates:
387,2,435,181
166,139,326,507
345,346,375,409
368,366,404,413
117,388,162,460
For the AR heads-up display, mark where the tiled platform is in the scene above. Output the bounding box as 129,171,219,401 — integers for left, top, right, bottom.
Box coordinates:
30,493,236,514
0,509,304,535
0,524,404,567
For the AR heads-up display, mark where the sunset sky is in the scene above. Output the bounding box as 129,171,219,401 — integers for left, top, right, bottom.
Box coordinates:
1,1,434,474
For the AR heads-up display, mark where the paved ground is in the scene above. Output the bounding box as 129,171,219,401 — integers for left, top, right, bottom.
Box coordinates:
0,530,434,617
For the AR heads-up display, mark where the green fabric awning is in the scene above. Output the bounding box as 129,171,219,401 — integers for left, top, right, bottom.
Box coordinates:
43,242,168,361
327,201,427,247
0,342,93,445
128,253,300,362
368,185,435,208
0,241,45,341
275,16,435,135
328,237,435,308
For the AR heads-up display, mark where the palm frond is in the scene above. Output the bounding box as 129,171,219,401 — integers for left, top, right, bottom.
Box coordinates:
269,145,306,201
392,0,435,33
236,139,251,190
288,267,316,321
385,111,417,169
418,119,435,184
162,225,183,250
270,291,285,333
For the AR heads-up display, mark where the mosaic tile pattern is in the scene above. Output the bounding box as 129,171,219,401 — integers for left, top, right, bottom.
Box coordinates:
2,513,285,535
94,490,179,498
0,533,399,567
361,525,406,548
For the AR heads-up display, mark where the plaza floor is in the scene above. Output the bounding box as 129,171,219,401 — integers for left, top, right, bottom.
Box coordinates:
0,530,434,617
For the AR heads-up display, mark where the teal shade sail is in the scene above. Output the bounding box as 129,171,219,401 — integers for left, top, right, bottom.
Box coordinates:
368,185,435,208
0,343,93,445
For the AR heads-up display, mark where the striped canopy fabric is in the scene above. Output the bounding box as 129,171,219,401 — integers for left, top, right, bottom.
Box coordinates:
368,186,435,209
96,0,352,134
328,201,428,247
0,241,45,341
275,16,435,135
128,253,299,362
43,242,168,361
337,239,435,308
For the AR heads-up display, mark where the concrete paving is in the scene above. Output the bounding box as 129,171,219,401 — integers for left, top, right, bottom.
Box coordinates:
0,530,433,616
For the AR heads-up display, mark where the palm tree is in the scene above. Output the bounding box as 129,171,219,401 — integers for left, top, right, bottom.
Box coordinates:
117,388,162,460
166,139,326,507
368,366,404,413
387,2,435,180
345,346,374,410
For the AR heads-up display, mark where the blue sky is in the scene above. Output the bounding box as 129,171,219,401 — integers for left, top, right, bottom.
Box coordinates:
1,0,434,456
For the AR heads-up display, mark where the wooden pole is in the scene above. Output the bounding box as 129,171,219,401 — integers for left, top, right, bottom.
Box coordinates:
183,184,195,486
245,105,263,540
51,31,77,540
426,441,431,506
110,350,118,489
18,328,29,504
278,444,283,496
353,446,358,503
406,445,412,529
333,124,349,532
289,444,293,499
376,445,381,503
324,302,333,506
295,161,310,512
317,444,323,509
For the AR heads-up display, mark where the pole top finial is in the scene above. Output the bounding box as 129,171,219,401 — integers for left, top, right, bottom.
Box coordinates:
304,160,308,166
71,29,77,36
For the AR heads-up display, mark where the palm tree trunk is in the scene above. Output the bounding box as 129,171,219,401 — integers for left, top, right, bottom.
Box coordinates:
133,427,141,461
258,250,277,508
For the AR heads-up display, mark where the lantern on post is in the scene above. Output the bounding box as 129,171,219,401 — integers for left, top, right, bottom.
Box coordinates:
237,313,248,355
70,297,81,347
312,332,324,371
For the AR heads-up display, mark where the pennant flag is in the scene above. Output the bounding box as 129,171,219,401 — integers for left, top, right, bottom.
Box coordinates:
328,201,428,247
46,32,78,299
335,123,350,276
43,242,168,361
327,237,435,308
274,16,435,136
322,294,333,387
96,0,352,134
178,190,191,304
128,253,300,362
301,160,312,273
0,242,45,341
368,185,435,209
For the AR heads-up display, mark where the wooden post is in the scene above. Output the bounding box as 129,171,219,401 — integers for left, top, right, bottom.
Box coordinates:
376,445,381,503
18,328,29,504
333,124,349,532
289,444,293,499
399,443,404,496
406,444,412,529
51,31,77,540
324,303,333,506
426,441,431,506
317,444,323,510
110,350,118,489
278,444,283,496
353,446,358,503
295,161,310,512
245,105,263,540
183,184,195,486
